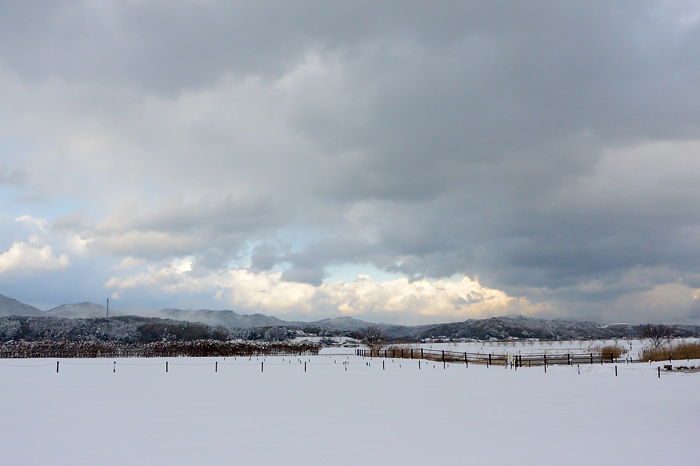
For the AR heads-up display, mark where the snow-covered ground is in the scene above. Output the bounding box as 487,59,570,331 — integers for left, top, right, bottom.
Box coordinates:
1,354,698,465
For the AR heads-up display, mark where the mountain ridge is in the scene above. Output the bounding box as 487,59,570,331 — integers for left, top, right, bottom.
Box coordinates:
47,302,122,319
0,294,43,317
2,294,700,340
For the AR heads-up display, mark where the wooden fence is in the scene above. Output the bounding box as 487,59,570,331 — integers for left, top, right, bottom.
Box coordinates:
355,347,619,367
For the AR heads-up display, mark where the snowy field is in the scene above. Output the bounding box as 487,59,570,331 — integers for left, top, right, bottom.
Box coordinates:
1,354,698,465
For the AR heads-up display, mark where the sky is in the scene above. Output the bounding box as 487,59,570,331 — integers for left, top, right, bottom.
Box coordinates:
1,1,700,325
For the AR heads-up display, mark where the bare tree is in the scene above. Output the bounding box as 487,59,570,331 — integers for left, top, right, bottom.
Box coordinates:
640,324,675,350
357,326,387,356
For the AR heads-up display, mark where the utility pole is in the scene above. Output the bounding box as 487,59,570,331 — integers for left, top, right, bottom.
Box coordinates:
106,298,109,318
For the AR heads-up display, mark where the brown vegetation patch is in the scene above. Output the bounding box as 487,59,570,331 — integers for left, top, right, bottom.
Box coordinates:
641,342,700,362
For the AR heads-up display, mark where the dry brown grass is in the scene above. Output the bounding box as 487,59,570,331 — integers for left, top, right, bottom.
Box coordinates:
596,344,627,359
641,342,700,362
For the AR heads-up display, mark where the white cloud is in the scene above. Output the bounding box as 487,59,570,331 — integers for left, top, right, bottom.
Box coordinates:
106,262,540,321
0,241,70,274
612,283,700,323
15,215,48,233
3,2,700,323
67,234,90,253
115,257,147,270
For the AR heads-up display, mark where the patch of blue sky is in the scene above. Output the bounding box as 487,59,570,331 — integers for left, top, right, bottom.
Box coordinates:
325,263,405,284
229,228,329,269
434,273,468,283
276,227,327,254
0,211,28,249
1,186,88,221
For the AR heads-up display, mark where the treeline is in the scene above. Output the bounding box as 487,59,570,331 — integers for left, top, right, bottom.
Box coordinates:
417,317,700,341
0,339,320,359
0,316,304,343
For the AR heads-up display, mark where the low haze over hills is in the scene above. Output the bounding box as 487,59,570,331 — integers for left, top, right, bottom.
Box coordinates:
46,302,122,319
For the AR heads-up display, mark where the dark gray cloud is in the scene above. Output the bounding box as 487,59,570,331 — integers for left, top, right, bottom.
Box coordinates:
0,163,28,187
2,1,700,323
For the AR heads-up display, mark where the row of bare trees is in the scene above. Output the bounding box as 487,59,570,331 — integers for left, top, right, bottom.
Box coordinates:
0,339,321,359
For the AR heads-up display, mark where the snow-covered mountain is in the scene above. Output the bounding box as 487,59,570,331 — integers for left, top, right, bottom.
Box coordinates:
307,316,386,330
46,302,121,319
2,294,700,340
157,308,294,328
0,294,43,317
155,309,392,331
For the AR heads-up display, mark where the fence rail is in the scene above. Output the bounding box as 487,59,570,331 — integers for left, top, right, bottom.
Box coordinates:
355,347,622,367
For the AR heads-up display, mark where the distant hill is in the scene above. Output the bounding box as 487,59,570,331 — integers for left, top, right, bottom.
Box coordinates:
419,316,637,340
157,308,293,329
157,308,394,331
46,302,122,319
306,316,374,330
2,293,700,341
0,294,43,317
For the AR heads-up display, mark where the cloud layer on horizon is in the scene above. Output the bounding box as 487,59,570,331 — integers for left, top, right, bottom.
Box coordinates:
1,1,700,324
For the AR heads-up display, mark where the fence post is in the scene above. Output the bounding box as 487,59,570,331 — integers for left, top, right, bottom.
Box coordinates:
261,361,264,372
305,362,307,372
658,366,660,378
590,353,593,364
383,360,385,370
215,361,218,373
567,354,571,366
421,348,424,359
56,361,59,373
615,365,617,376
166,361,168,373
411,349,413,359
488,354,491,367
464,352,467,367
442,350,445,362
